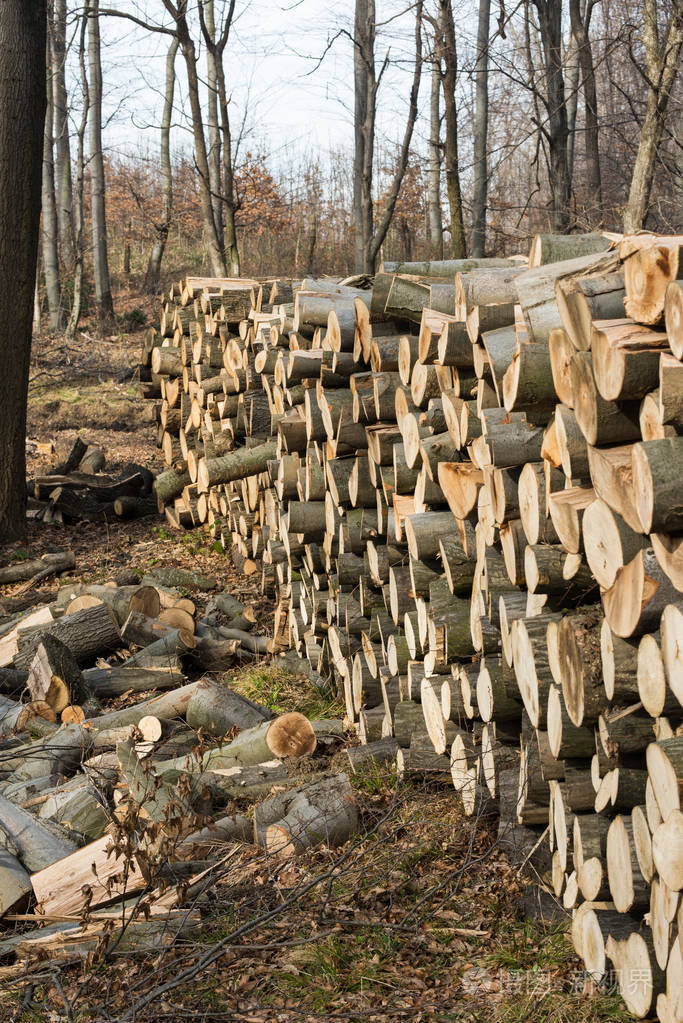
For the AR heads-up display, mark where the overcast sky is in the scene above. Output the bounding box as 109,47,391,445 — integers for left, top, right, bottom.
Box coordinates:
85,0,480,173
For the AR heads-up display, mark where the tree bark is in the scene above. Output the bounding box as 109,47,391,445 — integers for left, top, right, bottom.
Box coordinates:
438,0,466,257
163,0,227,277
145,35,178,292
471,0,490,257
623,0,683,232
66,11,88,339
428,53,443,258
52,0,74,268
0,0,46,539
42,9,64,331
352,0,423,272
569,0,602,222
532,0,571,231
87,0,115,333
203,1,223,254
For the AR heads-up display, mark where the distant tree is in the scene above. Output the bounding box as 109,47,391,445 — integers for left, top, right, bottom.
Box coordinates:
569,0,602,222
145,34,179,292
427,47,444,258
623,0,683,232
352,0,424,273
42,2,65,330
66,10,89,337
87,0,116,333
532,0,571,232
0,0,47,539
435,0,466,257
52,0,74,267
471,0,491,256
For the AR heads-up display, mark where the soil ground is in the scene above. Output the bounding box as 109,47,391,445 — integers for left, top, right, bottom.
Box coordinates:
0,297,634,1023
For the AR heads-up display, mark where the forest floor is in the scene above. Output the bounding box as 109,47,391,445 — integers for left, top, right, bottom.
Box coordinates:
0,287,634,1023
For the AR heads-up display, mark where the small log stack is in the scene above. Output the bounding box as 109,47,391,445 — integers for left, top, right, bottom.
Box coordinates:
137,234,683,1017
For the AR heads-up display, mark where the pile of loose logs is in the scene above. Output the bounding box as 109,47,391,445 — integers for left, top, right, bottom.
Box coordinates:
144,234,683,1020
0,568,356,964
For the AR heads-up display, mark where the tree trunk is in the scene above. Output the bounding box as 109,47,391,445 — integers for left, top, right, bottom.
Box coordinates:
52,0,74,268
171,10,226,277
564,18,580,188
438,0,466,257
471,0,490,257
87,0,115,333
352,0,422,273
42,13,64,331
428,54,443,259
570,0,602,222
215,56,240,276
203,1,224,254
0,0,46,540
533,0,571,231
353,0,374,273
145,35,178,292
623,0,683,233
66,11,88,339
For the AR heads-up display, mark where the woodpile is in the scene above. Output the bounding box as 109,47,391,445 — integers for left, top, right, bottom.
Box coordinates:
26,436,157,525
0,568,354,964
141,235,683,1017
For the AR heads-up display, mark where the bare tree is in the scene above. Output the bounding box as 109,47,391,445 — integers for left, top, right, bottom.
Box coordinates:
569,0,602,222
564,19,580,186
623,0,683,232
87,0,116,333
199,0,241,275
352,0,423,273
471,0,490,256
66,10,89,338
437,0,466,257
204,0,225,252
161,0,228,277
52,0,74,268
0,0,47,539
427,50,444,258
532,0,571,232
144,34,179,292
42,4,65,331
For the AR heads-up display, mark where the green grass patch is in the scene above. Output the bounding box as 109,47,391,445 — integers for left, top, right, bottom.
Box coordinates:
229,663,343,720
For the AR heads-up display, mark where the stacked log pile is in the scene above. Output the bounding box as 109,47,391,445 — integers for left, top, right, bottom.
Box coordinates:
0,570,355,964
143,234,683,1018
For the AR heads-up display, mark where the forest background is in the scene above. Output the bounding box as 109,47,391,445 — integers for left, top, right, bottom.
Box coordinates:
37,0,682,336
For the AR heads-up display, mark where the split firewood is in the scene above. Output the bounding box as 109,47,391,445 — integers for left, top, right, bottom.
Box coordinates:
27,634,89,713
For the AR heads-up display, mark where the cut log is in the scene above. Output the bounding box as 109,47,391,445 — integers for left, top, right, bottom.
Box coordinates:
646,736,683,820
665,279,683,359
591,319,667,401
0,795,80,872
185,679,271,736
632,437,683,533
648,810,683,901
203,713,316,770
571,351,641,446
582,498,647,589
606,814,649,913
31,832,147,916
556,268,626,351
602,547,679,639
13,604,122,670
623,239,682,325
661,603,683,707
27,634,87,713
